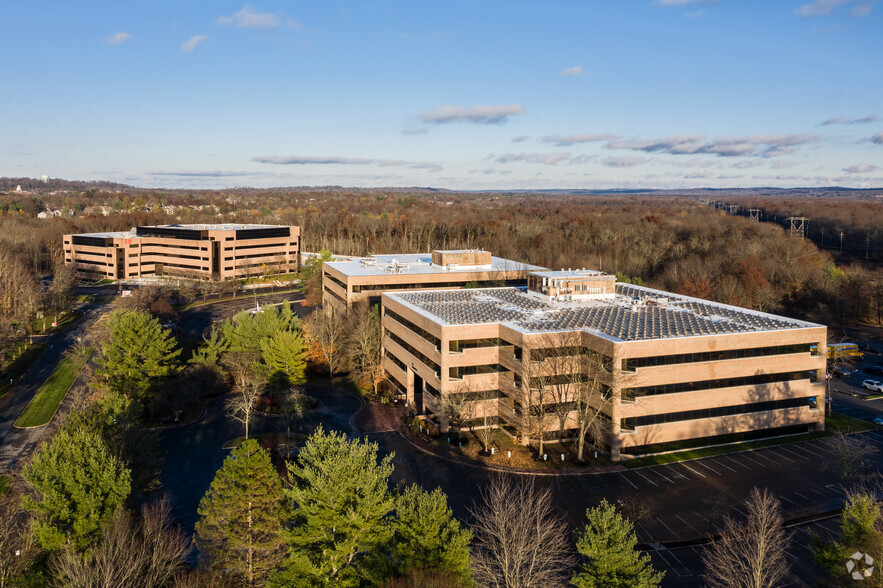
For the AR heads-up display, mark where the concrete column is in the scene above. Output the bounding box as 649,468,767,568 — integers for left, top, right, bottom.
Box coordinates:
609,388,622,462
406,368,415,407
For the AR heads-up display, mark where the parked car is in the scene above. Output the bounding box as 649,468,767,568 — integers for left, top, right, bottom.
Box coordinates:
862,379,883,392
864,365,883,376
832,366,853,378
874,416,883,425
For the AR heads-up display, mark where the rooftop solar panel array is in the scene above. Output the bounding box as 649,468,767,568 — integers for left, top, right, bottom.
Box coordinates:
392,285,809,341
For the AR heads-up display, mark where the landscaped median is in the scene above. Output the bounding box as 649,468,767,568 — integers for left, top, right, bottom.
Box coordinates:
14,348,93,428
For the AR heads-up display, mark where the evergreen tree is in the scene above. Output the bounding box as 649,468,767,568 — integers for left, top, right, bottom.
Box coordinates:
189,326,228,367
389,485,472,583
272,426,395,587
22,428,131,551
195,439,288,587
95,309,180,400
261,329,307,386
223,303,301,355
571,499,664,588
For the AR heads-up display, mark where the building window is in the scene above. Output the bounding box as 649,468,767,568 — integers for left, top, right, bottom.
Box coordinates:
623,396,812,429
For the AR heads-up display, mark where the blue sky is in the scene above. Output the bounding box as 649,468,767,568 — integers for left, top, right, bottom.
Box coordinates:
2,0,881,189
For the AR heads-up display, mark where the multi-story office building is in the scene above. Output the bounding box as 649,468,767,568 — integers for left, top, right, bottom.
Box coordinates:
321,249,544,312
63,224,300,282
381,269,826,460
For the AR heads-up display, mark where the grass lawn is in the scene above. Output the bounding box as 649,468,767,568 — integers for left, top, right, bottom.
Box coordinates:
14,348,92,428
624,411,877,468
30,310,83,335
0,343,48,399
178,287,300,310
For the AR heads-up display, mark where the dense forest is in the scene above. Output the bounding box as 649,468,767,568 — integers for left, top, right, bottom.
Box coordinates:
1,185,882,351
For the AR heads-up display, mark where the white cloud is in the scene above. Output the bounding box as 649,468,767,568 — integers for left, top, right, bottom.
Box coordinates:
850,3,873,16
732,159,766,169
181,35,209,54
149,170,253,177
218,6,280,28
605,133,819,158
795,0,853,17
542,133,617,146
844,163,878,173
770,160,798,169
495,152,572,165
252,155,441,172
821,113,879,125
512,135,530,143
560,66,584,77
419,104,524,124
872,131,883,144
106,32,132,45
600,156,645,168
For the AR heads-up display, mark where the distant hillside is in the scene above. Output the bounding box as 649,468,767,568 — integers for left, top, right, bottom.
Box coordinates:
0,177,137,193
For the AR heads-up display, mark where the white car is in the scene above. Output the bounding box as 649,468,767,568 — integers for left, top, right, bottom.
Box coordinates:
862,379,883,392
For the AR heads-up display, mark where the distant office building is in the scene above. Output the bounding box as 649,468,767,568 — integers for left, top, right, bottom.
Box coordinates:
63,224,300,282
321,249,544,312
381,269,826,460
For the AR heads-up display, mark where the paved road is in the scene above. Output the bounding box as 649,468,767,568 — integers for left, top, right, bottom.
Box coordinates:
0,303,106,473
178,291,307,341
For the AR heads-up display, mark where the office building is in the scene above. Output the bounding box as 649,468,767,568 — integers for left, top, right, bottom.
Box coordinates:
63,223,300,282
321,249,544,312
381,269,826,460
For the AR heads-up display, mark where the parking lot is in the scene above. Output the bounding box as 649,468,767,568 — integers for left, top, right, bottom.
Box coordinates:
369,428,883,587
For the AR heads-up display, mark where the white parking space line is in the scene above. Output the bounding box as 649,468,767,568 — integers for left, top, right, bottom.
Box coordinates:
676,514,702,535
737,453,769,468
749,451,785,466
785,444,819,458
652,549,690,577
694,460,722,476
730,505,748,517
765,448,796,463
814,520,840,534
777,446,811,460
779,495,802,509
719,454,751,469
804,440,837,456
659,466,688,481
707,457,738,473
662,548,693,577
618,471,639,490
678,462,707,478
651,469,675,484
808,487,827,498
655,516,678,539
793,491,812,501
633,469,658,487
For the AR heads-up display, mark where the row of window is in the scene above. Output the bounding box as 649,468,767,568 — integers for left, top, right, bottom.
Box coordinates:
385,309,441,348
324,273,347,290
384,350,406,372
352,279,522,294
386,331,440,376
323,285,345,303
622,396,814,429
624,371,812,398
449,364,509,380
449,338,523,359
622,343,813,371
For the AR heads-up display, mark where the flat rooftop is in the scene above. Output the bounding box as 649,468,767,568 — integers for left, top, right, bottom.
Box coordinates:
73,223,288,238
386,284,822,342
326,253,545,278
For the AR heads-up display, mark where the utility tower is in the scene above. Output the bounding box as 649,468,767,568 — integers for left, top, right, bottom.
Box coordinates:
727,204,739,214
748,208,761,221
787,217,808,239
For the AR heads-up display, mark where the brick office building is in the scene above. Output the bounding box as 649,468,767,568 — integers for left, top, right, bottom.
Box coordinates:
63,223,300,282
380,269,826,460
321,249,544,312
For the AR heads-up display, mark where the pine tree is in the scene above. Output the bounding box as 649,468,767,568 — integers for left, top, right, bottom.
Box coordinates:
195,439,288,587
95,309,180,400
261,329,307,386
22,428,131,551
273,426,395,586
389,485,472,583
571,499,664,588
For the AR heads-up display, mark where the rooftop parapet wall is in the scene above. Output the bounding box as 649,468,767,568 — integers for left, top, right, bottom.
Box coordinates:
431,249,492,267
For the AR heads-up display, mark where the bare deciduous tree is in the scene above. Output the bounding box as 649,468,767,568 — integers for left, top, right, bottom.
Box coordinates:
701,487,792,588
50,500,190,588
0,485,38,588
470,477,576,587
344,303,385,394
828,433,878,484
223,355,263,440
303,305,346,379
